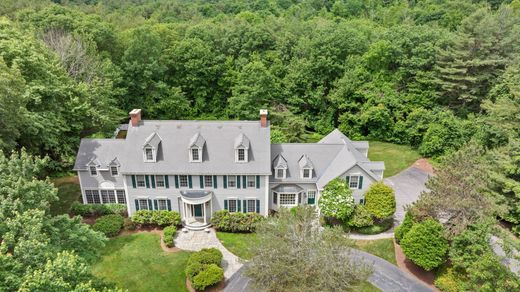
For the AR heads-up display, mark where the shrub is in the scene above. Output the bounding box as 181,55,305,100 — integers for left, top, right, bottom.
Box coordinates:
71,202,127,217
92,214,124,237
151,210,181,227
191,264,224,291
131,210,153,225
318,178,355,221
400,219,448,271
188,248,223,266
394,212,414,243
211,210,263,233
364,182,396,220
163,225,176,248
434,266,465,292
347,205,374,228
354,217,393,234
185,261,204,280
123,217,136,231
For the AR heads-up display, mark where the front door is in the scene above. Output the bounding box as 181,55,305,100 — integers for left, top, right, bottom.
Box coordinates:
193,204,203,217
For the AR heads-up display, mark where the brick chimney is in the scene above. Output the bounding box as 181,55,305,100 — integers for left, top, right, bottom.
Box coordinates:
260,109,268,127
129,109,142,127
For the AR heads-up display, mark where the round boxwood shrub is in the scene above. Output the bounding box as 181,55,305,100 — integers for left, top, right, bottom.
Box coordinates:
188,248,223,266
347,205,374,228
400,219,448,271
185,261,204,280
151,210,181,227
394,211,414,243
191,264,224,291
364,182,396,220
163,225,176,248
92,214,124,237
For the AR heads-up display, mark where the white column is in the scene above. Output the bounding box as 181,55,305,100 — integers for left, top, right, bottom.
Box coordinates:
203,203,206,224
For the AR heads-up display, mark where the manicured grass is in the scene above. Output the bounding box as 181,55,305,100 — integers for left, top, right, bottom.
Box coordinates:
368,141,421,177
216,232,258,260
353,238,396,265
50,176,81,215
92,233,191,292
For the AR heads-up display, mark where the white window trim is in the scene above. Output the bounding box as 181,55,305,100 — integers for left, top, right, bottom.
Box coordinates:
138,198,150,210
84,189,101,204
136,175,146,189
89,166,97,177
179,175,189,188
155,175,166,188
190,147,202,162
275,168,286,179
301,167,312,179
227,175,237,189
277,192,298,208
110,166,119,177
227,198,238,213
246,175,256,188
245,198,256,213
204,175,213,188
157,198,168,210
348,174,360,189
144,146,156,163
235,147,248,163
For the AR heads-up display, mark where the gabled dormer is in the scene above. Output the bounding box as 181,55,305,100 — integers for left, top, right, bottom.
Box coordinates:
189,133,205,163
86,157,101,176
234,133,250,163
298,154,314,179
273,154,288,179
108,157,120,177
143,132,162,163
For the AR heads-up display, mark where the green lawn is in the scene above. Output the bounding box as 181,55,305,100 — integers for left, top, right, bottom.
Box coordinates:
50,176,81,215
216,232,258,260
92,233,190,292
353,238,396,265
368,141,421,177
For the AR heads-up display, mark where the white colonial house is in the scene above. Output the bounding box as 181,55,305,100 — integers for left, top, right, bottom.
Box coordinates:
74,109,385,230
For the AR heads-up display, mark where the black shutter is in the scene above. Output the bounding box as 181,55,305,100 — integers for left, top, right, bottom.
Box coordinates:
346,176,350,186
237,176,241,188
165,175,170,188
154,199,158,210
174,175,179,188
243,200,247,213
237,199,241,212
188,175,193,188
359,176,364,189
224,199,228,210
273,193,277,204
213,175,217,188
242,176,246,188
135,199,140,211
145,175,150,188
151,176,156,188
223,176,228,189
199,175,203,188
131,175,136,188
167,199,172,211
147,199,153,210
256,175,260,189
256,199,260,213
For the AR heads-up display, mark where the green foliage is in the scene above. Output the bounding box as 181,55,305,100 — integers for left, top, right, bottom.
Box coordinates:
318,178,355,221
187,248,223,267
434,266,465,292
354,218,393,235
70,202,127,217
92,214,124,237
364,182,396,219
210,210,264,233
347,205,374,228
131,210,181,227
394,212,414,243
185,261,204,280
163,225,176,248
400,219,448,271
191,264,224,291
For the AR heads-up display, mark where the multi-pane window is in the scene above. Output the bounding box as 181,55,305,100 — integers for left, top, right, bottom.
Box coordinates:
101,190,117,203
110,166,118,176
139,199,149,210
145,148,153,161
276,168,285,179
279,193,296,206
349,176,359,189
191,148,200,161
307,190,316,205
158,199,168,210
227,175,237,188
247,175,256,188
228,199,237,212
204,175,213,188
246,199,256,213
89,166,97,176
156,175,165,188
303,168,311,178
237,148,245,161
179,175,188,187
136,175,146,188
116,190,126,204
85,190,100,204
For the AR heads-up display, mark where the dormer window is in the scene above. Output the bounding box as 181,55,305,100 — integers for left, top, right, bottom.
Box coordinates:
234,133,250,163
144,147,154,162
273,154,288,179
275,168,286,179
142,132,161,163
302,168,312,179
110,166,119,176
298,154,314,180
89,166,97,176
190,147,201,162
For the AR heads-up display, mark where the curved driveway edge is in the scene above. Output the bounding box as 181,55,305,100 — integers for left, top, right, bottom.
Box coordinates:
224,248,434,292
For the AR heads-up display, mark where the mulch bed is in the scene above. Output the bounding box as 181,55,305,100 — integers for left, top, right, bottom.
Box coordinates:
394,239,438,290
412,158,434,174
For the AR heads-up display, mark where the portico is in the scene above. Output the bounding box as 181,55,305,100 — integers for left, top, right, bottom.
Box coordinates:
180,190,213,230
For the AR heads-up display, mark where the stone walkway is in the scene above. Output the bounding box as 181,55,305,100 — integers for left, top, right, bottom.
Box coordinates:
174,228,243,279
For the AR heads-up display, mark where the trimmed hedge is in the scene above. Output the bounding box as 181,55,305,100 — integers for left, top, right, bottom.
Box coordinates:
211,210,263,233
394,211,414,243
92,214,124,237
191,264,224,291
163,225,176,247
364,182,396,220
347,205,374,228
71,202,127,217
131,210,181,227
185,248,224,291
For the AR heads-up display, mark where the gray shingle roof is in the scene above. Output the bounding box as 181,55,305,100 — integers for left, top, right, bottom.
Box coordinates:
272,154,288,169
234,133,250,149
143,132,162,149
189,132,206,148
74,139,126,170
298,154,314,169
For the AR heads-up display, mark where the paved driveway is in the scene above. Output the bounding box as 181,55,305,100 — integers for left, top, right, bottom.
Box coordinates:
224,249,434,292
384,166,431,224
